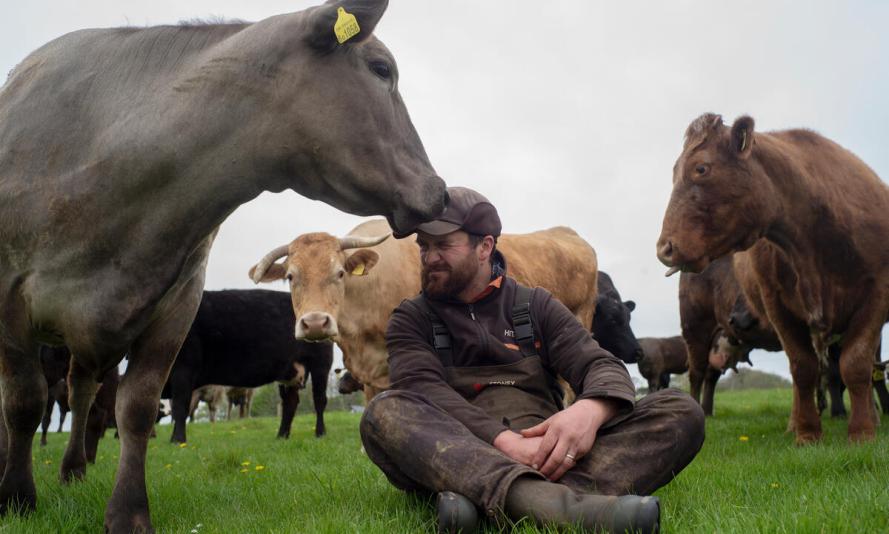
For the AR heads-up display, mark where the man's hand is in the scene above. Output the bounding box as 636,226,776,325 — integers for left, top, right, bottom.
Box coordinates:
493,430,543,467
520,398,618,481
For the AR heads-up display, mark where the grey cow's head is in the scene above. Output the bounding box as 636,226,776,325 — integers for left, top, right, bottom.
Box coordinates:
198,0,447,234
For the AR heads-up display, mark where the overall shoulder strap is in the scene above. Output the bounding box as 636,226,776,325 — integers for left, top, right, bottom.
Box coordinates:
512,285,538,357
405,296,453,367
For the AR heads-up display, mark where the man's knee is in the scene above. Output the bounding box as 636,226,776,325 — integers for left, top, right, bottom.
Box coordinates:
360,390,423,441
644,389,706,447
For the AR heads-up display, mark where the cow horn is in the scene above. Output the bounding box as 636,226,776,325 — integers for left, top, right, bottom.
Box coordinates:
251,245,290,284
338,233,391,250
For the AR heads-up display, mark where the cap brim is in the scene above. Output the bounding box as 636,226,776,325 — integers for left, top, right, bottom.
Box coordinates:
413,220,463,236
392,219,463,239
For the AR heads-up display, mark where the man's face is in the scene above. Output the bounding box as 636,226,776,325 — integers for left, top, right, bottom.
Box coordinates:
417,231,481,299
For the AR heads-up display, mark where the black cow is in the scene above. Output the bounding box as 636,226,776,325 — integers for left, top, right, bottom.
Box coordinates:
162,289,333,443
592,271,642,364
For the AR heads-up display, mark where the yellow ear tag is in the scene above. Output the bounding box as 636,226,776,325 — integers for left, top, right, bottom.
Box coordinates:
334,7,361,44
351,264,366,276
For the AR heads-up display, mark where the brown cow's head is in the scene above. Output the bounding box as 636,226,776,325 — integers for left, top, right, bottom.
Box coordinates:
656,114,779,275
249,232,390,341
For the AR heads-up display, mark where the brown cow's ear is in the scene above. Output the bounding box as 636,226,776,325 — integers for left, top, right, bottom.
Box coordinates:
344,249,380,276
306,0,389,51
248,262,288,283
731,116,755,159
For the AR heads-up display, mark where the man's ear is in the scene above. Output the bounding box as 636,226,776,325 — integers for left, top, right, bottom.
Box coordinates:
730,115,755,160
248,262,287,283
305,0,389,52
344,249,380,276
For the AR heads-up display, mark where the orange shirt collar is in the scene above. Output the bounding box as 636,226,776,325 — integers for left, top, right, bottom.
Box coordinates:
470,275,503,303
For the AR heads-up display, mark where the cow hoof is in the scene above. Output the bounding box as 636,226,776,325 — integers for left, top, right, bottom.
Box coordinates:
60,465,87,484
104,514,154,534
848,430,876,443
794,432,822,446
0,491,36,515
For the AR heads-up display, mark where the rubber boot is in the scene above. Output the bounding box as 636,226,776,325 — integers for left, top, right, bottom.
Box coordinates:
436,491,479,534
505,478,660,534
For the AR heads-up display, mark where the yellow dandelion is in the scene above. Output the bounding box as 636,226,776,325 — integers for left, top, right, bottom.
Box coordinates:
178,442,188,448
241,461,251,466
240,468,249,474
255,465,265,471
770,482,780,489
164,464,172,469
739,436,749,442
43,459,52,465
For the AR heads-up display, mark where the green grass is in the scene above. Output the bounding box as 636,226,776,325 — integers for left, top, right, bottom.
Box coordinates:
4,388,888,533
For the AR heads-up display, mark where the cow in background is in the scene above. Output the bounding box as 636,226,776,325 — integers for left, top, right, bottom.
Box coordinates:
334,369,363,396
658,113,889,443
679,253,781,415
250,220,602,401
636,336,689,391
189,385,226,423
226,387,256,420
162,290,330,443
39,346,71,447
593,271,642,364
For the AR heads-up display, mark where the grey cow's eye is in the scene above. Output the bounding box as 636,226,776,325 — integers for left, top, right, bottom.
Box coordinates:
369,60,392,80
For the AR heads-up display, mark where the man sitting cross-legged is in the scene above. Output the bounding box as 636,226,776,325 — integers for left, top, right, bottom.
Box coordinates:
360,187,705,533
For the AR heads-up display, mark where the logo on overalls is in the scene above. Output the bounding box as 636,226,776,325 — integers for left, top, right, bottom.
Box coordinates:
504,329,515,338
489,380,516,386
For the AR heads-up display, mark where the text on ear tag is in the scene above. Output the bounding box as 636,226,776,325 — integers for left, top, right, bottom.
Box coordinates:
334,7,361,44
351,264,366,276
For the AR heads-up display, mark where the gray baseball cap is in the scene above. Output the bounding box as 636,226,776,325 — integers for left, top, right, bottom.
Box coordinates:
393,186,502,239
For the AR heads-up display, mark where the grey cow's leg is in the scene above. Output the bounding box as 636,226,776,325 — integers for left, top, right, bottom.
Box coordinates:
0,338,46,514
104,283,202,534
60,360,99,483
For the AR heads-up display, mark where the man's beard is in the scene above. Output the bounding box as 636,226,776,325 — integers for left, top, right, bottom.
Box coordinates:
422,254,478,300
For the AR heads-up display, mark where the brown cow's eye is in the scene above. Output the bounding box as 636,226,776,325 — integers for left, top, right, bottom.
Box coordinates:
694,164,710,176
286,273,293,281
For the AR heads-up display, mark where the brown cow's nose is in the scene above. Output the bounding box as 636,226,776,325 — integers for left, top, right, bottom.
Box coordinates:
656,239,674,264
296,312,337,340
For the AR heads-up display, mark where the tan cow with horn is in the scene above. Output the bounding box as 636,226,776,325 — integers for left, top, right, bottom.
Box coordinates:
250,219,599,400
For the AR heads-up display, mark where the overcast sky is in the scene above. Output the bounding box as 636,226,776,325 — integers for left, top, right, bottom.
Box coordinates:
4,1,888,383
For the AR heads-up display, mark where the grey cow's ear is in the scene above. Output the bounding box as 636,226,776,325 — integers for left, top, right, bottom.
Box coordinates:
623,300,636,312
306,0,389,51
730,115,755,160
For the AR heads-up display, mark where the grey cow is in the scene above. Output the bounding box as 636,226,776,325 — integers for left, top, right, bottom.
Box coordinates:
0,0,445,531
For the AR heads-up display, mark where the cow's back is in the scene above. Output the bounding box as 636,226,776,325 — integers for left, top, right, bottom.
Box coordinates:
498,226,598,327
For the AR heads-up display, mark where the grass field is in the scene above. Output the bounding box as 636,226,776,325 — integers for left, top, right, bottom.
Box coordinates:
5,388,888,533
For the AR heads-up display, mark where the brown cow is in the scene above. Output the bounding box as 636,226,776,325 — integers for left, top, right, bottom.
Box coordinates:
657,113,889,443
250,219,599,400
636,336,689,392
226,387,256,420
189,385,226,423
